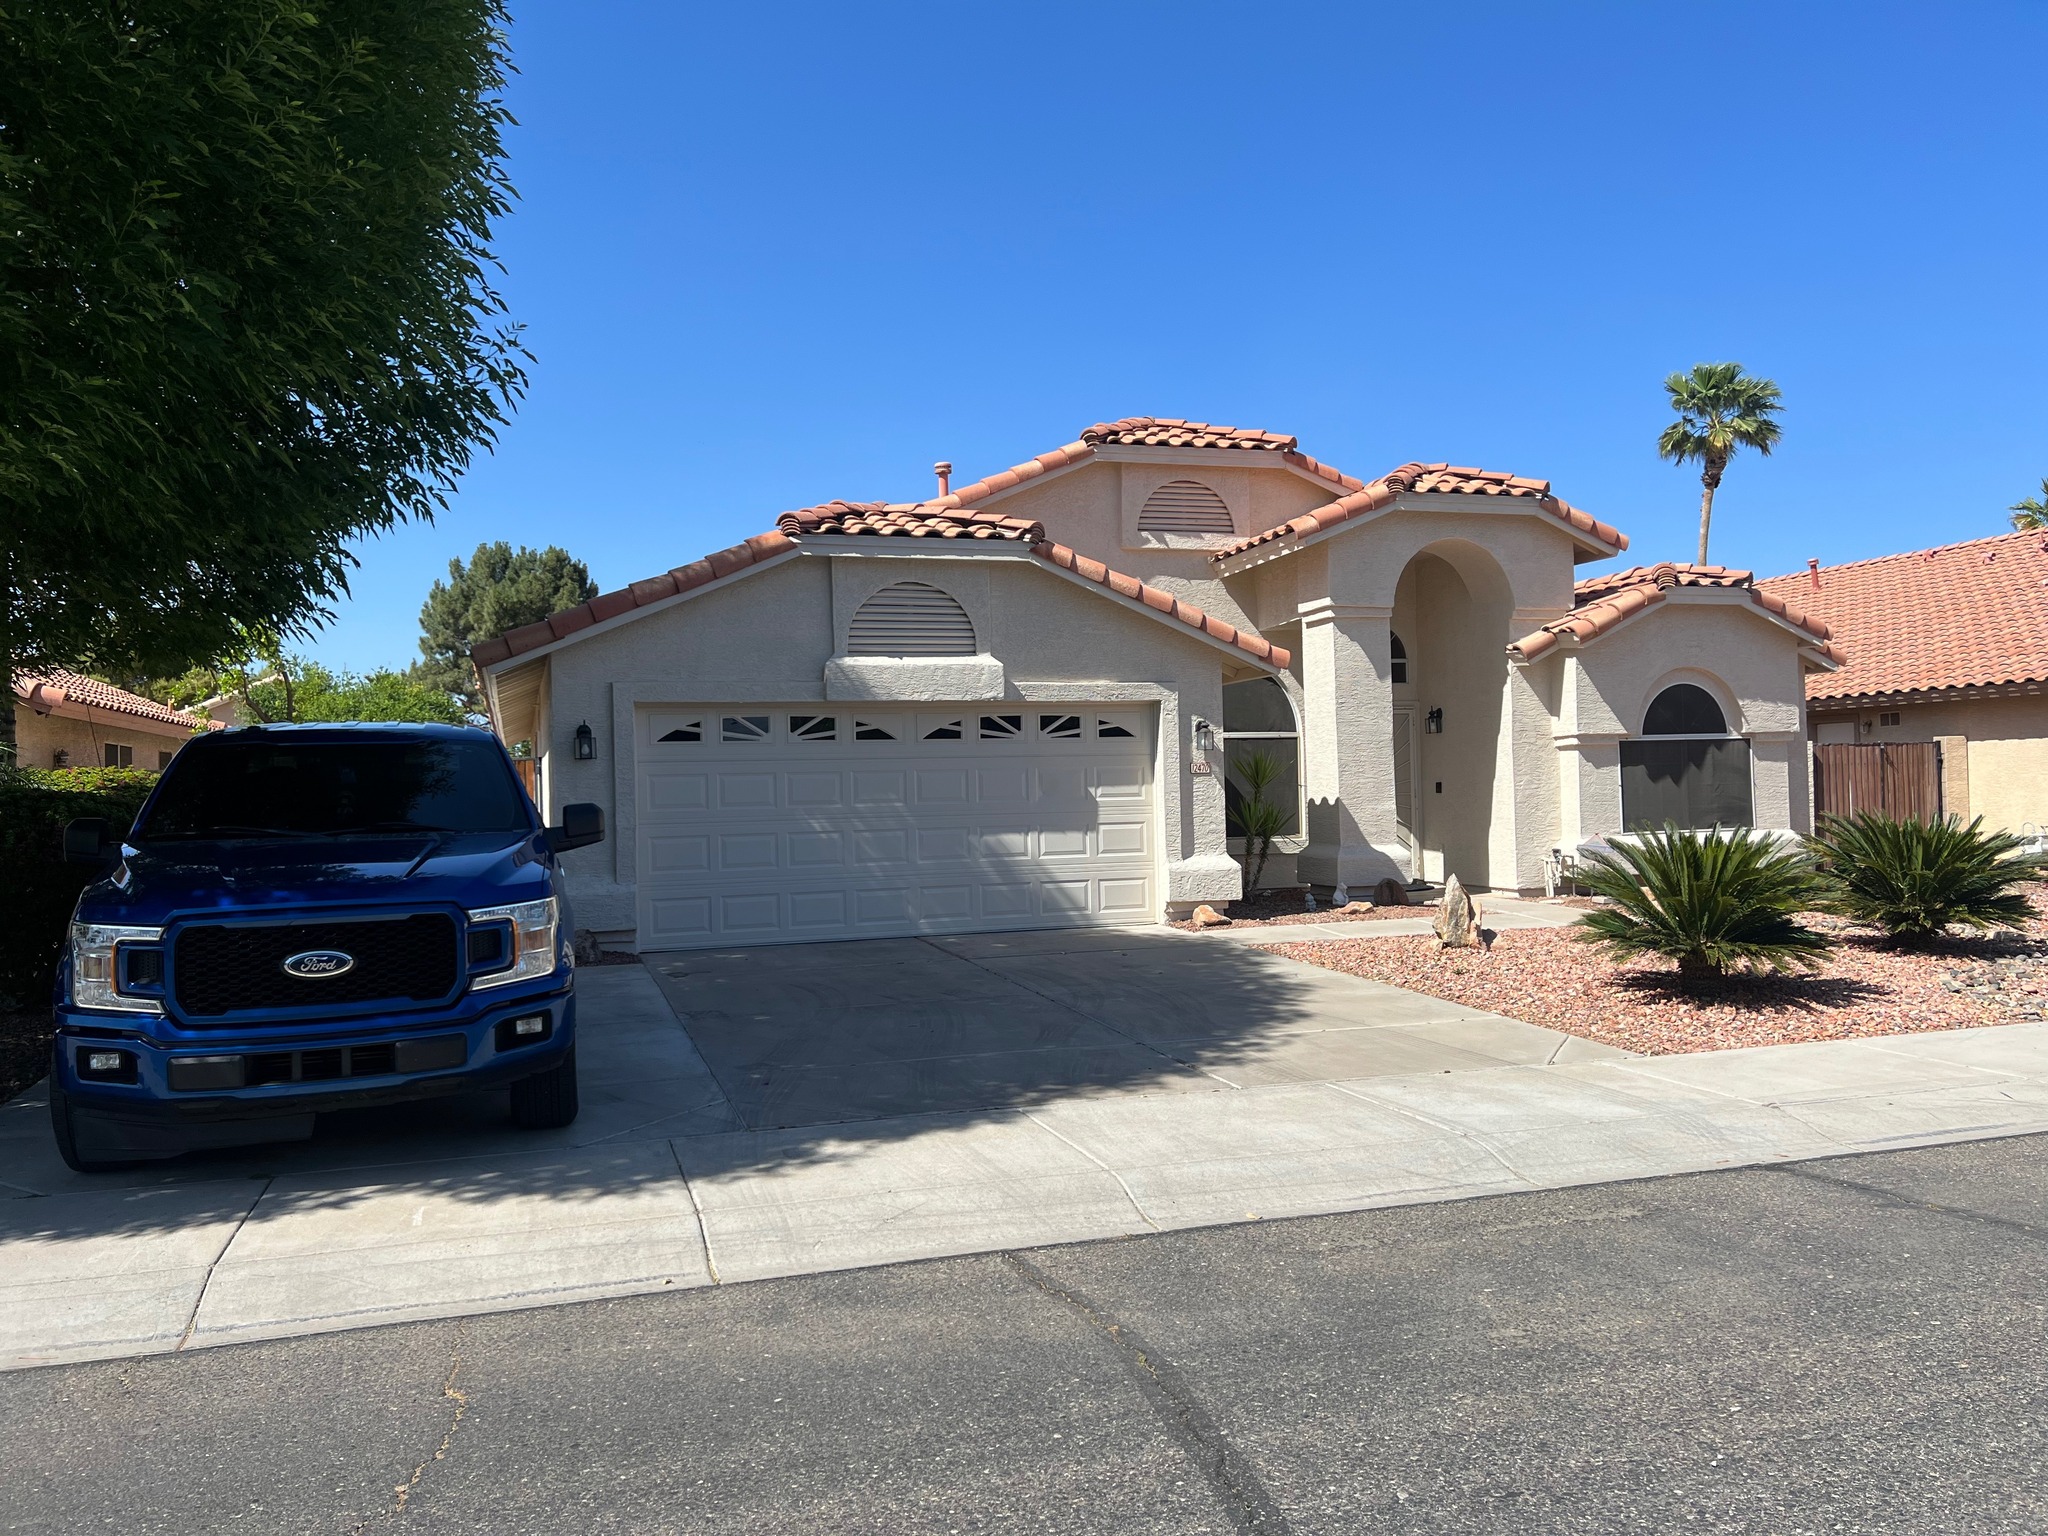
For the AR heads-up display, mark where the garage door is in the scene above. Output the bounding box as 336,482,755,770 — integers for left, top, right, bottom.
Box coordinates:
635,704,1158,949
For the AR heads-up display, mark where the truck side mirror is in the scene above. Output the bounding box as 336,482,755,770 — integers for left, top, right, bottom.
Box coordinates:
547,802,605,853
63,818,110,864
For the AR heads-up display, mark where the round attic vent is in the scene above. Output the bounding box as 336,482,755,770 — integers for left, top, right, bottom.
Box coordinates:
847,581,977,657
1138,479,1234,535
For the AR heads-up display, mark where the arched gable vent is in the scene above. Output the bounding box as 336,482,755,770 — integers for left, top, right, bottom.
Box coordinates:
1138,479,1234,535
847,581,978,656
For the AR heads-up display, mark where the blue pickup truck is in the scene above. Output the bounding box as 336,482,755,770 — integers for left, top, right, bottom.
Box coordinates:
50,722,604,1172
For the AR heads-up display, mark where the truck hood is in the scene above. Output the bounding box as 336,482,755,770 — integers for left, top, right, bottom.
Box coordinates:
75,833,555,927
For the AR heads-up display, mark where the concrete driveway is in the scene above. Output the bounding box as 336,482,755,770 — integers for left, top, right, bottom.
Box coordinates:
644,926,1614,1130
6,925,2048,1370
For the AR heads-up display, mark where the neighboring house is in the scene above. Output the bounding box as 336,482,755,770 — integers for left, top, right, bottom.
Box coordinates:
10,668,219,770
476,417,1843,951
1757,530,2048,834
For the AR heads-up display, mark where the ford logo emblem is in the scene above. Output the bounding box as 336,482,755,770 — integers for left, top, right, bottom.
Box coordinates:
281,950,355,980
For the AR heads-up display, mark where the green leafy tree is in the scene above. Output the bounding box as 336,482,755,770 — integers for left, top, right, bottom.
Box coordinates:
415,542,598,713
243,657,462,725
0,2,525,757
1809,812,2042,944
1658,363,1784,566
2010,478,2048,532
1574,825,1833,980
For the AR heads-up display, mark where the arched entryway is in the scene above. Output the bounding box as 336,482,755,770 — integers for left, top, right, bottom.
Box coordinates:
1390,541,1515,886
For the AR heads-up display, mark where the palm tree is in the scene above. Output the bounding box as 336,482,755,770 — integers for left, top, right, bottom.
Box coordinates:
2010,478,2048,531
1658,363,1784,566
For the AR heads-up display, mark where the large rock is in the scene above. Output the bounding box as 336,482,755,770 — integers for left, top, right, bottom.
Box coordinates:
1190,904,1232,928
1433,875,1483,949
1371,877,1409,907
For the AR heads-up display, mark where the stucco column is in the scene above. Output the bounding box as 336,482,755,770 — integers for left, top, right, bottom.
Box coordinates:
1490,649,1562,893
1748,730,1807,833
1297,601,1406,893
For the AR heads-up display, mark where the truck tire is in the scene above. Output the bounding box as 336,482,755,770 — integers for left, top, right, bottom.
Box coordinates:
49,1081,145,1173
509,1044,579,1130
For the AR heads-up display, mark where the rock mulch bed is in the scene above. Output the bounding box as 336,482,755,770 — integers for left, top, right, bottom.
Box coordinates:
1171,887,1438,930
0,1009,52,1105
1272,895,2048,1055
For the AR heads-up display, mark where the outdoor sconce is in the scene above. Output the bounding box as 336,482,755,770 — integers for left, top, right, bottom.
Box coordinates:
572,721,596,761
1192,717,1216,753
1425,707,1444,734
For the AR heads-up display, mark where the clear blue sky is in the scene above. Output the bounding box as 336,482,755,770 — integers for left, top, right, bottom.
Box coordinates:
319,1,2048,673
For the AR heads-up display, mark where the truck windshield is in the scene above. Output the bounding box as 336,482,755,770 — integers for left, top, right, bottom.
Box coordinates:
139,738,531,840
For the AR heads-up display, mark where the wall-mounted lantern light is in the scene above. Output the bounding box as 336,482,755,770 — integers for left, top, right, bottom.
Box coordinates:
1424,707,1444,734
573,721,596,761
1191,717,1216,753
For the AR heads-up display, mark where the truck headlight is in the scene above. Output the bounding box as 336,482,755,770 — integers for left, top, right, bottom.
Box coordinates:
70,923,165,1014
466,898,560,991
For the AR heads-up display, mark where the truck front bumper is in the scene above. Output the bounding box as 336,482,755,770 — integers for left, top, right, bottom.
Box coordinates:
52,981,575,1155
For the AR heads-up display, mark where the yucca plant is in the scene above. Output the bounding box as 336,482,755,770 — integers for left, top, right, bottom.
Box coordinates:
1226,748,1290,893
1809,812,2042,944
1574,824,1834,979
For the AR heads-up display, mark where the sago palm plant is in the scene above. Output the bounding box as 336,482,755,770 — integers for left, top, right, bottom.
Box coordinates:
1575,825,1833,980
1808,812,2042,944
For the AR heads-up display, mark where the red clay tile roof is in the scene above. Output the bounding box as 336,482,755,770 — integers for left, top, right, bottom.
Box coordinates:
1755,530,2048,703
1508,562,1843,664
1080,418,1300,452
13,668,221,731
777,502,1045,541
473,506,1289,672
1215,461,1628,561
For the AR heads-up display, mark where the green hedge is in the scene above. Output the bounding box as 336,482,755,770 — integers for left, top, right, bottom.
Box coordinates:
0,766,159,1007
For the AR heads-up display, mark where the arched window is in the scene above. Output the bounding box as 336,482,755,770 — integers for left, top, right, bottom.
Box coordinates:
847,581,977,656
1138,479,1234,535
1642,682,1726,736
1390,631,1408,685
1221,677,1301,838
1621,682,1751,831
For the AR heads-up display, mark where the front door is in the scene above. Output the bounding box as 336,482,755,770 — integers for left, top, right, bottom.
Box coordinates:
1392,704,1421,882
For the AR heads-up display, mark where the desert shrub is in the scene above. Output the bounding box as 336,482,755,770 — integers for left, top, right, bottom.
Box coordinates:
1809,812,2041,944
1575,824,1833,980
0,766,159,1007
1226,748,1289,893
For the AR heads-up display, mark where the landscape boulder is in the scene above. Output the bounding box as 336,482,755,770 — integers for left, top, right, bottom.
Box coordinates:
1433,875,1483,949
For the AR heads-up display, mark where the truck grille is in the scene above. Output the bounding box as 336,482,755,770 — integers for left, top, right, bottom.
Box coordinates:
172,914,460,1020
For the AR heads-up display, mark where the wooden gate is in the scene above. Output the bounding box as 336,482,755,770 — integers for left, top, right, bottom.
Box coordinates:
1813,741,1943,822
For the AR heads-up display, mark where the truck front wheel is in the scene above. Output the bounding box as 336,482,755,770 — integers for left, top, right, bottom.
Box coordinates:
509,1044,579,1130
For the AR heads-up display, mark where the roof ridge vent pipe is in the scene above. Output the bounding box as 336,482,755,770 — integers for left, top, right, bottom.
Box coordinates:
1808,557,1820,590
934,461,952,497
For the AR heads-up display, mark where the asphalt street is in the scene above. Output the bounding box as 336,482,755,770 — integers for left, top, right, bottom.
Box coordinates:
4,1134,2044,1535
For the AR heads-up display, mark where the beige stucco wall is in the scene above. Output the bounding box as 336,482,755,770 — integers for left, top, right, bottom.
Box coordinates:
1811,694,2048,833
15,709,194,771
514,546,1250,935
1560,595,1817,841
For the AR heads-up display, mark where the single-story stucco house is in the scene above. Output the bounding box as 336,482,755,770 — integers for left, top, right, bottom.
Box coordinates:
476,417,1845,951
1757,529,2048,834
10,668,217,770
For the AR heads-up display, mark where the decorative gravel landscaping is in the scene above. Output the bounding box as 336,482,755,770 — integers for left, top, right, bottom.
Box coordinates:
1271,889,2048,1055
1171,887,1443,929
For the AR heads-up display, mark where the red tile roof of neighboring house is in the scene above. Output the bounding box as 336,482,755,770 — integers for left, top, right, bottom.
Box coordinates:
12,668,221,731
1507,562,1844,664
473,502,1289,672
1215,461,1628,560
1755,530,2048,703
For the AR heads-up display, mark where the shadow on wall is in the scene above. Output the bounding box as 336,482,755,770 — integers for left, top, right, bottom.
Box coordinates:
0,928,1341,1239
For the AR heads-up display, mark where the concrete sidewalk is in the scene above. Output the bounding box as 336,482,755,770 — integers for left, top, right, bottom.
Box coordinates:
4,947,2047,1371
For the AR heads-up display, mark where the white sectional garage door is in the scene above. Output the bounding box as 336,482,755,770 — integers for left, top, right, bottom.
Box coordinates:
634,704,1158,949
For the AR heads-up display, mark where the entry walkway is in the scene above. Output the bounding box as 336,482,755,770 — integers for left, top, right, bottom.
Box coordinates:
3,928,2045,1370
